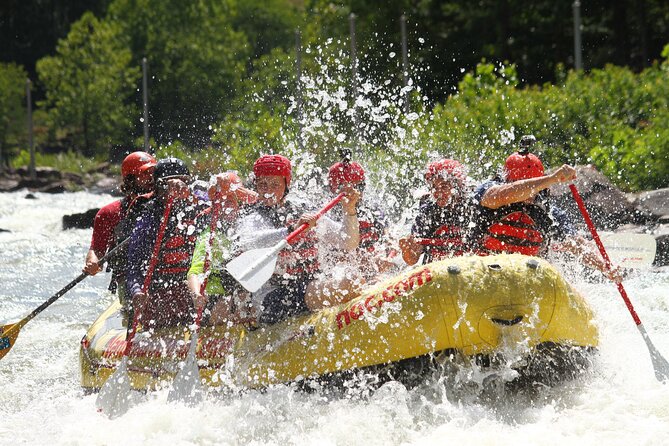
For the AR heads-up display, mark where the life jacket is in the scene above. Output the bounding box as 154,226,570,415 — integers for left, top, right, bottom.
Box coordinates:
476,201,554,256
107,194,153,293
412,198,472,263
253,200,319,280
149,199,201,291
357,205,386,252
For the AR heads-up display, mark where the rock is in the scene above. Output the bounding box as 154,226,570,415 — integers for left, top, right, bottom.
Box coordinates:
62,172,85,185
24,193,37,199
0,228,10,233
62,208,100,230
91,176,120,195
633,188,669,218
15,166,62,180
0,177,20,192
550,165,654,231
40,181,69,193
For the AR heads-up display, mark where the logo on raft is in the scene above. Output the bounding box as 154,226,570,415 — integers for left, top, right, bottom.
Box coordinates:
101,334,234,360
336,267,433,330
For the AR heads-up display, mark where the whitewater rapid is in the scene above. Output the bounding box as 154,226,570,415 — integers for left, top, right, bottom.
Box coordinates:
1,190,668,445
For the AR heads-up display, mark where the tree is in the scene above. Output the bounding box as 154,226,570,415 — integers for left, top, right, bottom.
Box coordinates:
107,0,251,147
0,63,27,168
36,12,139,156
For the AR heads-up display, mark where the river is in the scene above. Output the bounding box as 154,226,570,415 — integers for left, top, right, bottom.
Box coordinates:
1,190,668,445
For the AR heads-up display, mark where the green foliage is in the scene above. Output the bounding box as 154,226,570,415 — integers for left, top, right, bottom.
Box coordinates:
418,57,669,191
11,149,106,174
0,63,27,166
36,12,139,156
107,0,251,147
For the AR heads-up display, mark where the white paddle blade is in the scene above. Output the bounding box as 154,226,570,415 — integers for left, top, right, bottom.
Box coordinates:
96,357,132,418
638,323,669,382
226,245,281,293
601,233,656,268
167,330,203,405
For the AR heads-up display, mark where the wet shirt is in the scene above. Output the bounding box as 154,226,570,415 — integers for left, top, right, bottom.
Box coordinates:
89,200,124,255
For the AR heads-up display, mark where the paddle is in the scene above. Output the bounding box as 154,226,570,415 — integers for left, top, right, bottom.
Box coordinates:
167,203,222,404
226,192,345,293
96,197,174,417
0,236,130,361
570,184,669,382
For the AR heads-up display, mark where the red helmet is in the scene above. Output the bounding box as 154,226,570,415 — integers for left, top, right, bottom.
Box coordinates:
121,151,157,179
504,152,544,181
328,161,365,192
424,159,466,182
253,154,292,187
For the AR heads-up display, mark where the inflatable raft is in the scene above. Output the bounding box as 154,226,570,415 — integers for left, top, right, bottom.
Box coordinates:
80,254,599,392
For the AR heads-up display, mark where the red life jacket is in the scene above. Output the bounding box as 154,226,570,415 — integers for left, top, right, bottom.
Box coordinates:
422,224,468,260
479,202,553,256
151,202,200,289
412,198,472,263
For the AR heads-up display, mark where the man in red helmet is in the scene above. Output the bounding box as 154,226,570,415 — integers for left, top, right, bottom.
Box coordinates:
473,136,620,278
302,159,395,309
399,158,475,265
83,151,156,280
235,154,360,324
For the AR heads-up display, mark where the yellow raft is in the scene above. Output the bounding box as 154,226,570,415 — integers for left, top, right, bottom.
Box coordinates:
80,254,599,392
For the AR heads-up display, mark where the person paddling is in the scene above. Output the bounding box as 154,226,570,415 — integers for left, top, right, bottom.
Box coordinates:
126,158,205,330
187,172,258,326
235,154,360,324
83,151,156,295
472,135,622,279
399,159,475,265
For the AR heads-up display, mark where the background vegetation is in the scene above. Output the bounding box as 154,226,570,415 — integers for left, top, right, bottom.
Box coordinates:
0,0,668,191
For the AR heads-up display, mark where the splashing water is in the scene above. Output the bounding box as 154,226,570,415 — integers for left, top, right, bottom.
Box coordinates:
3,45,669,444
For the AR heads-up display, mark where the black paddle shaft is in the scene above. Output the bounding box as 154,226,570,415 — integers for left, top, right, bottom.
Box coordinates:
21,237,130,326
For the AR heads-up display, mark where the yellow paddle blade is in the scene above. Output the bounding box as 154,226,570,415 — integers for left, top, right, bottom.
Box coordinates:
0,322,22,360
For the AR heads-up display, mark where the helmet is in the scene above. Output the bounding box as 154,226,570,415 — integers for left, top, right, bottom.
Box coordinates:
519,134,537,153
504,152,544,181
209,171,258,204
328,161,365,192
121,151,156,178
153,157,190,181
253,154,292,187
424,159,466,182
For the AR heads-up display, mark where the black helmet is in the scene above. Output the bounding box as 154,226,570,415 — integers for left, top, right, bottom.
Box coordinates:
518,134,537,155
153,157,190,181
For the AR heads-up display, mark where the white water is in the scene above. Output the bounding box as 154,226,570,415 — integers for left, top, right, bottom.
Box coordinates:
1,190,669,445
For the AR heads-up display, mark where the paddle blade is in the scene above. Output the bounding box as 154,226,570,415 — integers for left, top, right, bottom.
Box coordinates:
638,324,669,382
167,330,203,405
226,246,280,293
601,233,656,268
0,322,20,361
96,357,132,418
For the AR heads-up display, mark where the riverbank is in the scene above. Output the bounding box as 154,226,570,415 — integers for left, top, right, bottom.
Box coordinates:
0,165,120,195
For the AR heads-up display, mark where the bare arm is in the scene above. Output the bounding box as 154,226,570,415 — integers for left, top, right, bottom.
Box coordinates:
480,164,576,209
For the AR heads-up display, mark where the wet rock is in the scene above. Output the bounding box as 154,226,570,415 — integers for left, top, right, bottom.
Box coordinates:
0,177,20,192
550,165,654,231
15,166,62,180
40,181,69,193
62,208,99,230
24,193,37,199
91,176,120,195
632,188,669,219
0,228,10,233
